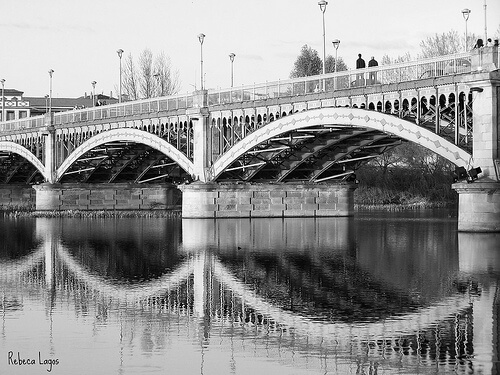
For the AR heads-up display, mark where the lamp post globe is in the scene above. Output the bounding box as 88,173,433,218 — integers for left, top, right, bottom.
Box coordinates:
117,49,124,103
462,8,471,51
332,39,340,73
198,33,206,90
318,0,328,90
229,53,235,87
0,79,5,122
91,81,97,106
48,69,54,115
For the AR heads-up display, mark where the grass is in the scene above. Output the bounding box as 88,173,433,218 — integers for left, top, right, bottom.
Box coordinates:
2,209,181,218
354,186,455,210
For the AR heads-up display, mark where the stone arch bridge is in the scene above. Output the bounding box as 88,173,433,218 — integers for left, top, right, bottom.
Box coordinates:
0,48,499,230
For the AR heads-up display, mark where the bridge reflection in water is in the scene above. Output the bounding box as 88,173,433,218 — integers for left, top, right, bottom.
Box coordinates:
0,214,498,374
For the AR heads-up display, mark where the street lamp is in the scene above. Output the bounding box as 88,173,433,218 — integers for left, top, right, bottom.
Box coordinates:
117,49,124,103
48,69,54,115
0,79,5,122
332,39,340,73
229,53,235,87
318,0,328,90
198,33,205,90
91,81,97,106
483,0,487,44
332,39,340,91
153,73,160,96
462,8,471,51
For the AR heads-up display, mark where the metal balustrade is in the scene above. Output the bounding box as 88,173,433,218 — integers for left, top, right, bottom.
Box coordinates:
0,52,475,133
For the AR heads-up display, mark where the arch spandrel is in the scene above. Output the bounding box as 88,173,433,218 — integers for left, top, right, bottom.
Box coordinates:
0,141,48,181
210,107,471,181
56,128,195,182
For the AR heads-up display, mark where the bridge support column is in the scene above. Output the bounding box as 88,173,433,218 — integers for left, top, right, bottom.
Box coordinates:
179,182,356,218
453,182,500,232
33,183,180,211
42,114,57,183
453,68,500,232
188,90,210,182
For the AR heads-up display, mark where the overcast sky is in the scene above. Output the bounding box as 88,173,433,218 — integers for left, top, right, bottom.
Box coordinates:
1,0,499,98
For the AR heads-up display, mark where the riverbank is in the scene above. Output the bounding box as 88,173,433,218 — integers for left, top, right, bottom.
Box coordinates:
1,208,182,218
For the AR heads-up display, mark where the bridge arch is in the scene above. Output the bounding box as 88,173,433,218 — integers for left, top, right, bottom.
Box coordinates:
0,141,48,181
56,128,195,182
211,107,471,180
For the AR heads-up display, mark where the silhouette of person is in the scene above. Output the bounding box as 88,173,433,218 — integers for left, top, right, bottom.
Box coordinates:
474,39,484,48
356,54,366,69
368,56,378,84
355,54,365,86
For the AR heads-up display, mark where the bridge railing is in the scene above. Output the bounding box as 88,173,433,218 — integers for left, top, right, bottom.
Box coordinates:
0,52,473,133
208,52,472,105
0,93,194,132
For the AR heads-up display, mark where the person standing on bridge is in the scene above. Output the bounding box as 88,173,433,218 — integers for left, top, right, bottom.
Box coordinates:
356,54,365,86
368,56,378,84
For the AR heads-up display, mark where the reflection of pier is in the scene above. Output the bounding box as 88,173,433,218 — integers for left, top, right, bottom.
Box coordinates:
1,219,498,373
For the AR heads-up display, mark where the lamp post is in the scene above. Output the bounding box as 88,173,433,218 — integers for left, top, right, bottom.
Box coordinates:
332,39,340,73
332,39,340,91
462,8,471,51
153,73,160,97
483,0,487,44
229,53,235,87
91,81,97,106
198,33,205,90
44,95,49,113
48,69,54,115
117,49,124,103
318,0,328,91
0,79,5,122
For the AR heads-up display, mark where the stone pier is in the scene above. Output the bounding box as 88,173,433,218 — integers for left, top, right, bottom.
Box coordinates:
453,181,500,232
452,49,500,232
0,184,35,209
33,183,181,211
179,182,356,218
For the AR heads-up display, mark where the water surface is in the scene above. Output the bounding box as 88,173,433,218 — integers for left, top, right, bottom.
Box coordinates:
1,210,499,374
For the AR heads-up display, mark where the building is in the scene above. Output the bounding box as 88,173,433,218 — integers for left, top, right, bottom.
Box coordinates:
1,89,119,121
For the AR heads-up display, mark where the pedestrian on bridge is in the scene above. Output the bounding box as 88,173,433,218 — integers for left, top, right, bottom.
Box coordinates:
356,54,365,86
368,56,378,84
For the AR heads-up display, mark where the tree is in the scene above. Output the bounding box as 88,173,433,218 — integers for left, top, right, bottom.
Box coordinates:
325,55,348,73
419,30,479,58
290,45,322,78
120,48,180,101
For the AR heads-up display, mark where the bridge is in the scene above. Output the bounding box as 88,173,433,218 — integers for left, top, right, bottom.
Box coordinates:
0,46,499,230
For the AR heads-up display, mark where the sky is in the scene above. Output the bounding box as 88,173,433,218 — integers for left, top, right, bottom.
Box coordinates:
1,0,499,98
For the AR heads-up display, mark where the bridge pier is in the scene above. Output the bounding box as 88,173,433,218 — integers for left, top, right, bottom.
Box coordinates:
33,183,180,211
453,182,500,232
179,182,356,218
453,67,500,232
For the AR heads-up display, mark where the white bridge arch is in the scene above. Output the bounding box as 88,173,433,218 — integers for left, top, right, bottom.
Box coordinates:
56,128,195,182
210,107,472,180
0,141,49,181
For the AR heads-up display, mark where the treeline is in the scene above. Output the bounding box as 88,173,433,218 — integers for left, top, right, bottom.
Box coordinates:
354,142,457,208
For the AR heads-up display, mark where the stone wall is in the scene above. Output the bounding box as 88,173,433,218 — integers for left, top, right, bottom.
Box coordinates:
33,183,181,211
0,185,35,210
180,182,357,218
453,181,500,232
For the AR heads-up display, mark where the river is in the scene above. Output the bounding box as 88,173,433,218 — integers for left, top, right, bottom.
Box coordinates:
1,209,499,374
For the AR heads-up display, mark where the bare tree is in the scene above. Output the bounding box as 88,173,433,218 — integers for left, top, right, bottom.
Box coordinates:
419,30,479,58
153,53,180,97
122,53,139,101
120,48,180,101
138,49,155,99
